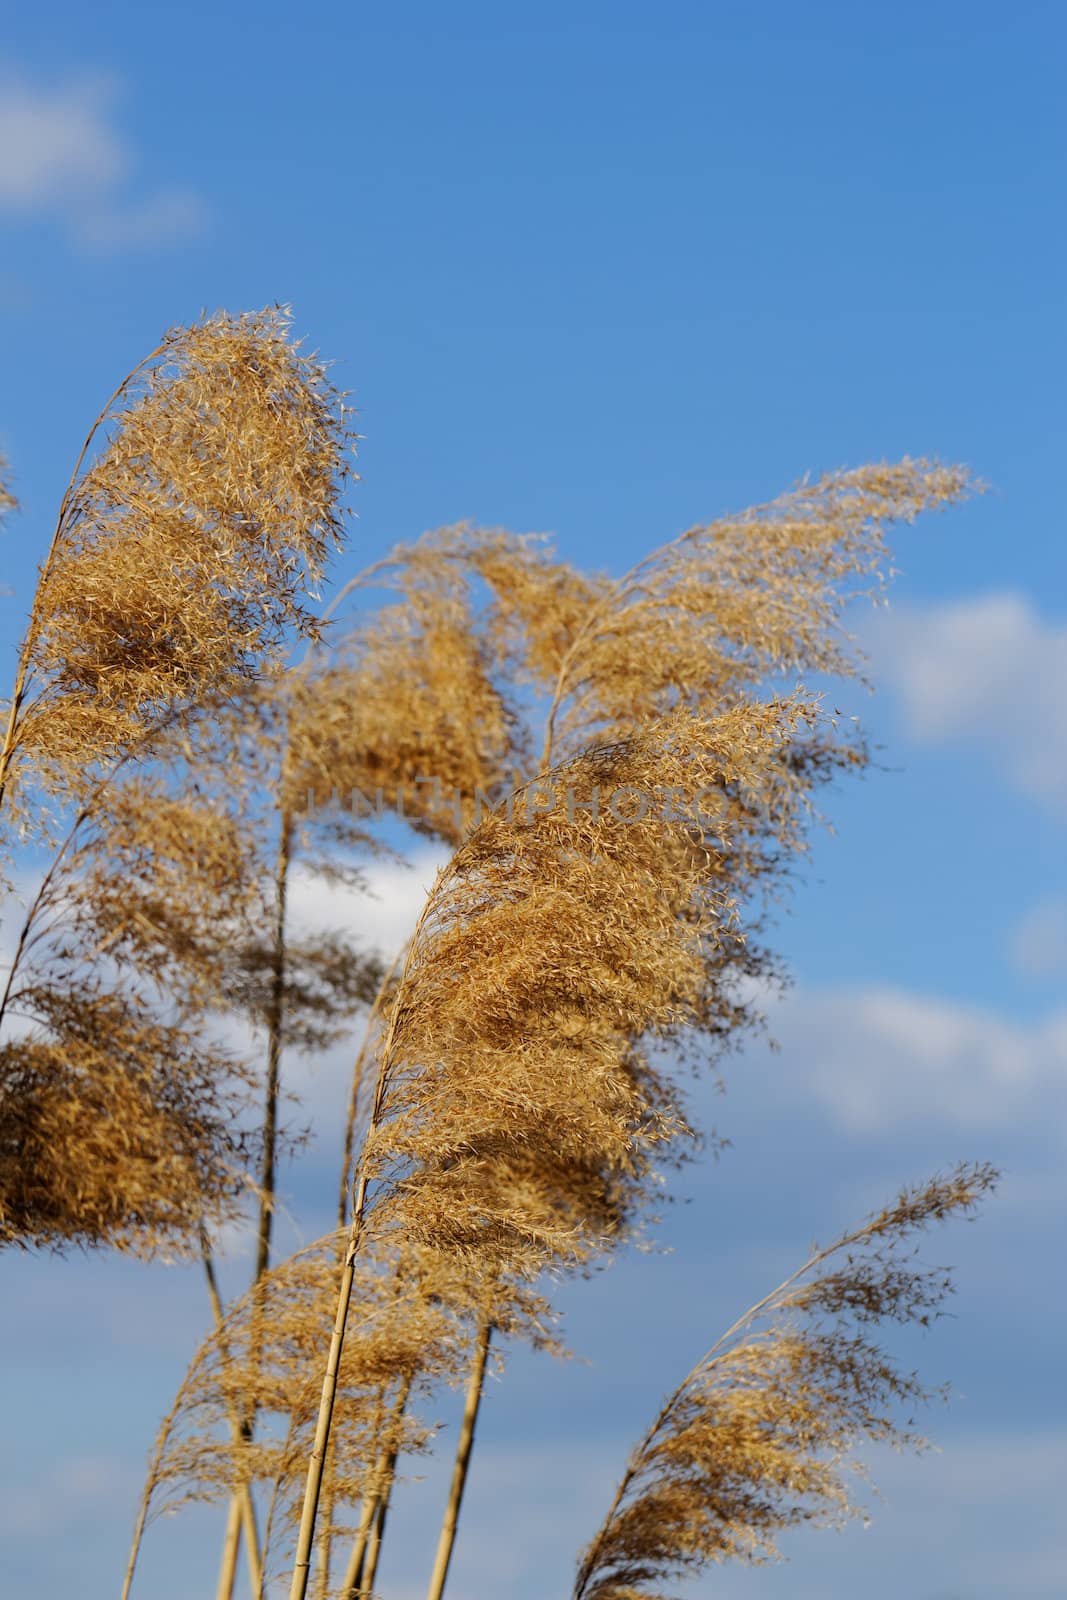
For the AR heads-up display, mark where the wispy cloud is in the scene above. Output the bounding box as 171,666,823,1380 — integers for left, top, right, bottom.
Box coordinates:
276,851,447,1133
0,69,206,251
764,982,1067,1141
1011,895,1067,981
868,592,1067,815
75,188,207,252
287,850,447,960
0,1451,128,1536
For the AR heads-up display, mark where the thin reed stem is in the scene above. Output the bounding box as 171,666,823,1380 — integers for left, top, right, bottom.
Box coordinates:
336,1429,381,1599
120,1309,207,1600
216,805,293,1600
425,1319,493,1600
215,1498,244,1600
310,946,407,1593
361,1373,414,1597
337,944,406,1235
288,881,441,1600
255,809,294,1283
286,1220,366,1600
255,1402,301,1600
312,1453,336,1600
337,1372,413,1598
201,1231,264,1600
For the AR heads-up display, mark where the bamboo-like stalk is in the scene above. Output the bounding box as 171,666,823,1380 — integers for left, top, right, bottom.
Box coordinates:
217,806,293,1600
308,942,407,1589
215,1498,244,1600
360,1490,389,1598
336,1444,380,1599
424,1319,493,1600
255,809,293,1284
337,1372,413,1598
312,1446,337,1600
337,943,406,1235
360,1376,411,1599
286,1212,368,1600
287,884,440,1600
201,1233,264,1600
312,1478,334,1600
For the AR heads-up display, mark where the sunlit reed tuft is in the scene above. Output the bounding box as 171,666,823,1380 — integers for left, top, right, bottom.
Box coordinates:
573,1163,998,1600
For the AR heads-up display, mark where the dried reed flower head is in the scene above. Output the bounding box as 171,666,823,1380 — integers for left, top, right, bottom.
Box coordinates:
1,307,354,826
0,986,252,1253
508,461,975,1089
573,1162,998,1599
0,744,269,1253
544,460,973,760
287,524,596,848
458,524,606,694
0,307,358,1253
360,698,826,1276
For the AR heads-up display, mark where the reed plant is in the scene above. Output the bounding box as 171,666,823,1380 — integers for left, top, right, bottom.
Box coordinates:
0,313,994,1600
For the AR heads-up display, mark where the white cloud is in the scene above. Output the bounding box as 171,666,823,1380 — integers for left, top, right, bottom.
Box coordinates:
0,76,125,203
77,188,208,251
0,70,205,251
278,850,449,1133
287,850,447,960
1011,896,1067,980
868,591,1067,813
207,1212,258,1265
765,983,1067,1138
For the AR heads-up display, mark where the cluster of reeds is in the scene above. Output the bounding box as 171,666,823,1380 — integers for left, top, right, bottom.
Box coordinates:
0,309,994,1600
0,307,354,1253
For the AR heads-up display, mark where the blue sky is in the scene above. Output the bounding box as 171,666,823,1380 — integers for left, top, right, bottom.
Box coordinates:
2,4,1065,1597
